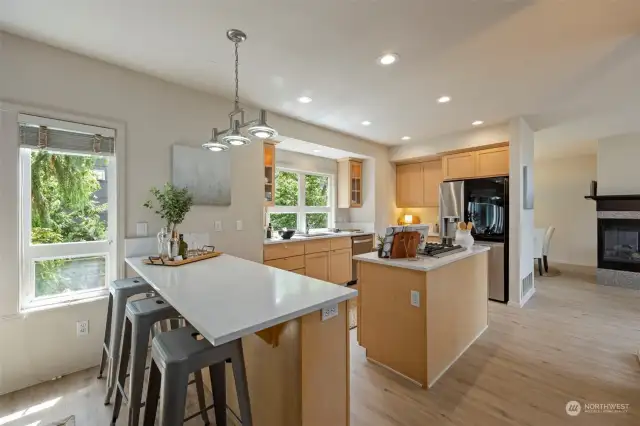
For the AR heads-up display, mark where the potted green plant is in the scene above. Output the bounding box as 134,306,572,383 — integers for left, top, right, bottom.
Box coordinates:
143,183,194,234
376,234,386,258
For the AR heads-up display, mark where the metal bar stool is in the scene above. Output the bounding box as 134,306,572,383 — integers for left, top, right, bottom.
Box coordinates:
143,325,253,426
99,277,153,405
111,296,211,425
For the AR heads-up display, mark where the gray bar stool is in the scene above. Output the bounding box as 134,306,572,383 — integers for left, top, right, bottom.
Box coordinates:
143,325,253,426
111,296,211,425
99,277,153,405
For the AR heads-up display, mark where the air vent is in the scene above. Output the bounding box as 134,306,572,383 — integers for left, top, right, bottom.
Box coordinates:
522,272,534,298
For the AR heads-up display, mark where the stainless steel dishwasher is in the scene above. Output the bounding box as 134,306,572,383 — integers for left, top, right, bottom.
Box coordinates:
351,234,374,283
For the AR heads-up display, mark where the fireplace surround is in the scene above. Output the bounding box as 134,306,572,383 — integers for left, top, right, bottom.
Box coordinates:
588,194,640,289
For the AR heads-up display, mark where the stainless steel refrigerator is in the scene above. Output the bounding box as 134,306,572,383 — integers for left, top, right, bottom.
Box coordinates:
439,177,509,302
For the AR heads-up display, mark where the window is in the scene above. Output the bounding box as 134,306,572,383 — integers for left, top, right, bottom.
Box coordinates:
268,169,332,231
19,114,117,310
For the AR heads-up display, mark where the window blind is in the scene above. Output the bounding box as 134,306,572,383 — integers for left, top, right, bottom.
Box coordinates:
19,124,115,156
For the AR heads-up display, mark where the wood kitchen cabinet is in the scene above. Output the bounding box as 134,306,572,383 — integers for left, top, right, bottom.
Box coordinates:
264,236,355,285
305,251,330,281
421,160,442,207
329,248,353,284
264,142,276,206
338,158,363,208
475,146,509,177
442,151,476,180
396,163,424,207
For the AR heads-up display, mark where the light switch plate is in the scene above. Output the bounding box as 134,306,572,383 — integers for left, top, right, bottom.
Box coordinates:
321,305,339,321
214,221,222,232
236,220,243,231
410,290,420,307
136,222,148,237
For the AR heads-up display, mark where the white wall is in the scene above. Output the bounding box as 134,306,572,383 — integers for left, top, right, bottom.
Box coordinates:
534,155,597,267
389,123,509,162
0,32,393,395
597,133,640,195
509,117,535,306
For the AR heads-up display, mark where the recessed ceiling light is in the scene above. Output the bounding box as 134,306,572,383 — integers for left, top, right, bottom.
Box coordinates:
361,121,372,126
377,53,398,65
401,136,411,141
313,149,322,153
472,120,484,126
437,96,451,103
297,96,313,103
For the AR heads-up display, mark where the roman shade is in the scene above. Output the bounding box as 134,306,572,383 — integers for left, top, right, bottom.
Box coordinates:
18,115,115,156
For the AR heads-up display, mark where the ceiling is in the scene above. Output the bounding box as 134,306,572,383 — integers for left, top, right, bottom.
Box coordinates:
276,138,367,160
1,0,639,147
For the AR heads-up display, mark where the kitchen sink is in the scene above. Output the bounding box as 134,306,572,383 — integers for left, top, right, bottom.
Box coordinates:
295,233,332,238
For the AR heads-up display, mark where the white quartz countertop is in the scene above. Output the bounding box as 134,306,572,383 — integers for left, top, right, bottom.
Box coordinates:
264,231,374,245
353,245,490,272
125,255,357,346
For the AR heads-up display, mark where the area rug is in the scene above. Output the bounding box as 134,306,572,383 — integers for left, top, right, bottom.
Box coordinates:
44,416,75,426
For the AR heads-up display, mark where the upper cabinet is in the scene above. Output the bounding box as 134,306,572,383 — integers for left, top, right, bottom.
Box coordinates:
442,151,476,180
421,160,442,207
442,145,509,181
475,146,509,178
338,158,363,208
396,163,424,208
264,142,276,206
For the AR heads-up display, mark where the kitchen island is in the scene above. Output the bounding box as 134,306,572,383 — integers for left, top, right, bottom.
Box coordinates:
126,254,356,426
353,245,490,388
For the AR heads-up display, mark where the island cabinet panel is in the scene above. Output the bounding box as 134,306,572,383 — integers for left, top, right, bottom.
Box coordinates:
475,146,509,177
305,252,329,281
359,262,427,385
425,252,488,387
264,242,305,261
216,301,349,426
264,255,305,271
329,248,353,284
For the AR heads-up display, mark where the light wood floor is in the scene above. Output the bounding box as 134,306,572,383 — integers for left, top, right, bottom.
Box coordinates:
1,270,639,425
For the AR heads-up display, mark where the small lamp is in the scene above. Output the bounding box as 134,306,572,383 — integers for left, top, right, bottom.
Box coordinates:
404,214,413,225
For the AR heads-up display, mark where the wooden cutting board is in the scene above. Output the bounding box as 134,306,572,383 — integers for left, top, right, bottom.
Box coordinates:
390,232,420,259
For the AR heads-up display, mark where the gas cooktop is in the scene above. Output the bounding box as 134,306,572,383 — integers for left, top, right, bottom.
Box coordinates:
418,243,467,258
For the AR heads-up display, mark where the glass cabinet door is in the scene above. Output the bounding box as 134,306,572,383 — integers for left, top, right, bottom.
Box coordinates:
350,161,362,207
264,143,275,206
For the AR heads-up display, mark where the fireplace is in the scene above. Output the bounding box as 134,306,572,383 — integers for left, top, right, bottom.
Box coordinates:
589,194,640,289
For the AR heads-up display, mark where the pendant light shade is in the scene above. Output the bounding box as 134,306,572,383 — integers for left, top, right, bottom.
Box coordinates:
248,110,278,139
222,120,251,146
202,129,229,152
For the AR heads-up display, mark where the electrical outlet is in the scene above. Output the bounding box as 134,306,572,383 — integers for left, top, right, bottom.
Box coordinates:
321,305,339,321
77,320,89,336
236,220,243,231
410,291,420,308
136,222,148,237
214,221,222,232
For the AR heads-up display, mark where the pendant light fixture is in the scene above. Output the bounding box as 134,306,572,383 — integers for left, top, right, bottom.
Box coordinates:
203,29,278,152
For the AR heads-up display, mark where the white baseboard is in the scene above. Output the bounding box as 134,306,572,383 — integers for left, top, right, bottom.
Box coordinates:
520,287,536,307
427,324,489,388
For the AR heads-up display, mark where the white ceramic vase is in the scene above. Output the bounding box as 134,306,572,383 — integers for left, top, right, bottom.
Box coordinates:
455,229,475,249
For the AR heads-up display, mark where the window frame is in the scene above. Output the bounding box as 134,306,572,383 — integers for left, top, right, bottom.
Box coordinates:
18,118,119,311
268,168,333,232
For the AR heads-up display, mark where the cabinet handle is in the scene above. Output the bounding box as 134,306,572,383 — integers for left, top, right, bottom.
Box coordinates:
353,239,373,244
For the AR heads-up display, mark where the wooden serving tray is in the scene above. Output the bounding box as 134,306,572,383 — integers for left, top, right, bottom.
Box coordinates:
143,251,223,266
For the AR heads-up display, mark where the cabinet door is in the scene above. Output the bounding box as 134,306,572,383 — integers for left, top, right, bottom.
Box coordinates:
442,152,476,180
305,252,330,281
329,248,353,284
264,143,276,206
396,163,424,207
476,146,509,177
422,160,442,207
350,160,363,207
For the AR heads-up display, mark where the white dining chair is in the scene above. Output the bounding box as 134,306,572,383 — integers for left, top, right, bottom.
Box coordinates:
533,226,555,275
542,226,555,273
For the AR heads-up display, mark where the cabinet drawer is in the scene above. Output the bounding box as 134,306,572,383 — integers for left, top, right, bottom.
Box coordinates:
305,238,330,254
263,242,305,261
264,255,305,271
290,268,306,276
330,237,352,251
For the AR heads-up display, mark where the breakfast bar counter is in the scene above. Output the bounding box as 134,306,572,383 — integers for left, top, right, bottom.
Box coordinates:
353,245,490,388
126,254,357,426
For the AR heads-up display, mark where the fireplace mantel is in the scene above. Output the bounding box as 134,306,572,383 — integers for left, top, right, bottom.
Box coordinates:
585,195,640,212
585,195,640,201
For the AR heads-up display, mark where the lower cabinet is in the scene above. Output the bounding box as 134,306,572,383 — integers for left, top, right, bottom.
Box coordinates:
305,251,330,281
264,237,354,285
329,248,353,284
